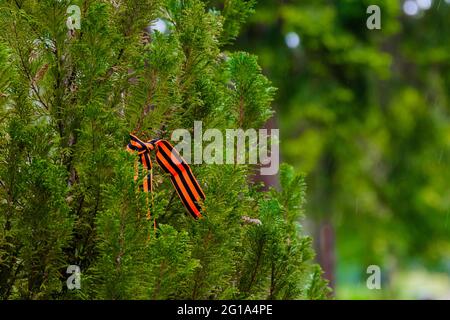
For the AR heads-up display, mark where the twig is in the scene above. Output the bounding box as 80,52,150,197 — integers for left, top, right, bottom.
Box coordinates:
164,191,177,214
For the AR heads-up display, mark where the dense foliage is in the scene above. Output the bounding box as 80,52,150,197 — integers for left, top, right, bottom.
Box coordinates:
0,0,329,299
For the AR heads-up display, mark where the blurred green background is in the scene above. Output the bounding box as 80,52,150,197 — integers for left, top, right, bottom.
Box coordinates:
232,0,450,299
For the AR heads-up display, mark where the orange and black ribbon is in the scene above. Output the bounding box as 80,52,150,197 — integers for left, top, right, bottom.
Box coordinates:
127,134,206,220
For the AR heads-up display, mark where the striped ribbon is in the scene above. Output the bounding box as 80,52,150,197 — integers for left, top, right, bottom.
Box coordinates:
127,134,206,220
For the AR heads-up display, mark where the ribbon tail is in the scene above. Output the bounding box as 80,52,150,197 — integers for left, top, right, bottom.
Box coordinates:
154,140,206,219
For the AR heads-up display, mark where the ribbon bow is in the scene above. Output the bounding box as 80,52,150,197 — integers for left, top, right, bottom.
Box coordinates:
127,134,206,220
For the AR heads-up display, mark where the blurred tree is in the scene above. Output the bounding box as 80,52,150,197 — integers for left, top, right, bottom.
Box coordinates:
234,0,450,296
